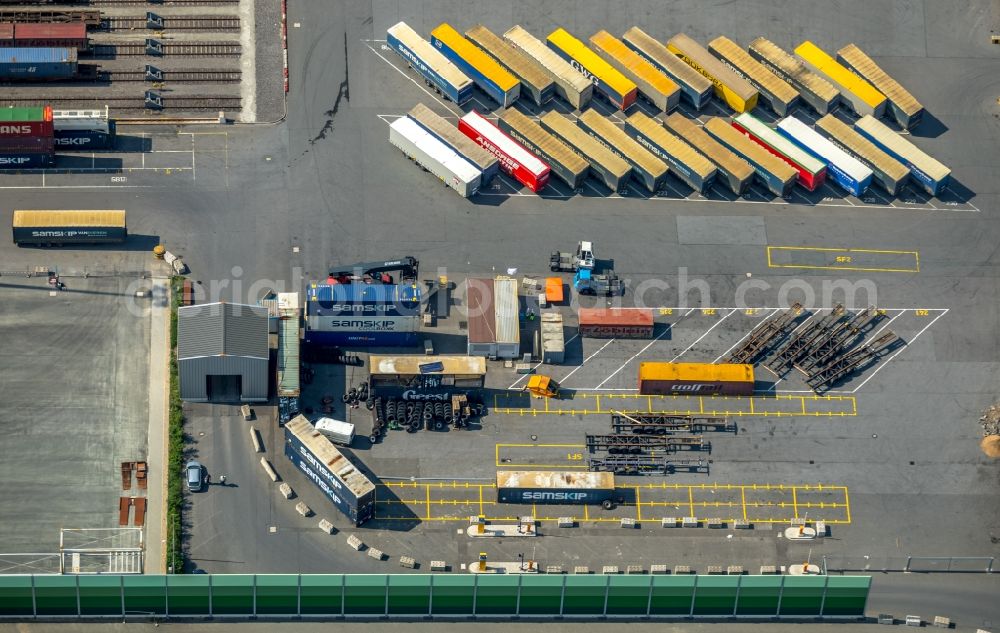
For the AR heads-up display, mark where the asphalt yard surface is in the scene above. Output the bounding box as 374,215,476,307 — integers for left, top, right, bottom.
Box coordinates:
0,0,997,628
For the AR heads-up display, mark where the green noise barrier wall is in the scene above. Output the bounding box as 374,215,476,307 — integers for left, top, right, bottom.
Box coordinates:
0,574,870,619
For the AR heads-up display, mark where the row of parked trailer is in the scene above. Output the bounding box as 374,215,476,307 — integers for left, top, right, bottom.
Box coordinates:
386,21,927,132
388,98,949,199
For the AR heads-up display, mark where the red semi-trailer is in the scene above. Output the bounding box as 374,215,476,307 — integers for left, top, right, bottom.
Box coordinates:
578,308,654,339
458,109,550,192
731,112,826,191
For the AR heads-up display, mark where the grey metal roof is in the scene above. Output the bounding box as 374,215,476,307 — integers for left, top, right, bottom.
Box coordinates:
177,302,269,360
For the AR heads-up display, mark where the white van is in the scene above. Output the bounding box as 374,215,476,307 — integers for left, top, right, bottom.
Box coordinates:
314,417,355,446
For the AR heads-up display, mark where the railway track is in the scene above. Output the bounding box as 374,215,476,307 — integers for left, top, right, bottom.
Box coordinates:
108,69,241,82
103,16,240,32
90,0,239,5
91,42,240,57
0,96,241,111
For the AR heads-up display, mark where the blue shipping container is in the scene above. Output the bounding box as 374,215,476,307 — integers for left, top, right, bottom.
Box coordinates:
703,124,793,197
304,329,420,347
0,47,76,80
386,30,473,105
431,34,518,108
776,133,870,197
0,153,53,169
284,427,375,526
54,129,113,150
306,283,421,318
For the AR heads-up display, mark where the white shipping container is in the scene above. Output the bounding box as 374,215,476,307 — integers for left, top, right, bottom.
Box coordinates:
777,117,872,186
314,417,355,446
389,116,482,197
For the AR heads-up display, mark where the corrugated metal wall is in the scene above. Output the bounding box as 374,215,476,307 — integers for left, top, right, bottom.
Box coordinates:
178,356,268,402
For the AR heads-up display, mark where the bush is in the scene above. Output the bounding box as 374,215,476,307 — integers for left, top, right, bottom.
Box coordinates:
166,276,186,573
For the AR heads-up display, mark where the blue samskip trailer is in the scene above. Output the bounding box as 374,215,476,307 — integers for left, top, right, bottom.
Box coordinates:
386,21,474,105
285,416,376,526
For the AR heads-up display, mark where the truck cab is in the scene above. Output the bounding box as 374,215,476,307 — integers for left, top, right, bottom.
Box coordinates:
576,241,595,270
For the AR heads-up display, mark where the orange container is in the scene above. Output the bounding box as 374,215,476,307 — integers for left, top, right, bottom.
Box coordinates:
545,277,564,304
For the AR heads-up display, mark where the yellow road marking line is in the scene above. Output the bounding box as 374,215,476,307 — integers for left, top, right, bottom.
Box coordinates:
766,245,920,273
741,486,747,521
792,487,798,519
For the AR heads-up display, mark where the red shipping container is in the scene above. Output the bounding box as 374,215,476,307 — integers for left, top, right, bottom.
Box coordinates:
0,23,14,46
578,308,654,339
13,22,89,52
731,119,825,191
0,137,55,153
458,109,550,192
0,106,54,139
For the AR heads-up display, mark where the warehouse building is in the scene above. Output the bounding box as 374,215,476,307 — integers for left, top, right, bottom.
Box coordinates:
466,277,520,360
178,302,270,403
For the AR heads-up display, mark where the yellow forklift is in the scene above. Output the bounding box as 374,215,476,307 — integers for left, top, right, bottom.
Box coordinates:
525,375,561,399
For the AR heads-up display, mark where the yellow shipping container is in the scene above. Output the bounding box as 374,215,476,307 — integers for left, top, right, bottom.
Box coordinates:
546,27,638,109
667,33,758,113
794,41,886,117
638,362,755,396
589,30,680,112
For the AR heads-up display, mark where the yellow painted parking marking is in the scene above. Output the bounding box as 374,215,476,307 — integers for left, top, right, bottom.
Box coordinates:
496,443,588,469
493,392,856,417
766,246,920,273
373,481,851,525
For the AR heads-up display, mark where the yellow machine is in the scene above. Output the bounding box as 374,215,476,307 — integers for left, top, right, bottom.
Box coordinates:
525,375,561,398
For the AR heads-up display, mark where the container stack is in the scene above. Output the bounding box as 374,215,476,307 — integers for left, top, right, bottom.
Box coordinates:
0,106,55,168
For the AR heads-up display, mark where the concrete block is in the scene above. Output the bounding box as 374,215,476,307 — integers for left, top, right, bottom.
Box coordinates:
317,519,334,534
877,614,893,625
469,515,483,525
399,556,416,569
682,516,698,528
601,565,619,575
430,560,446,571
673,565,692,575
367,548,384,561
626,565,644,575
650,564,669,574
620,517,636,529
278,483,294,499
295,502,312,517
661,517,678,528
346,535,364,551
815,520,827,536
250,426,263,452
933,616,950,628
760,565,779,575
707,518,724,529
727,565,744,575
707,565,724,575
545,565,563,574
790,518,806,527
260,457,279,482
558,517,575,528
734,519,751,529
905,615,921,626
573,566,589,574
